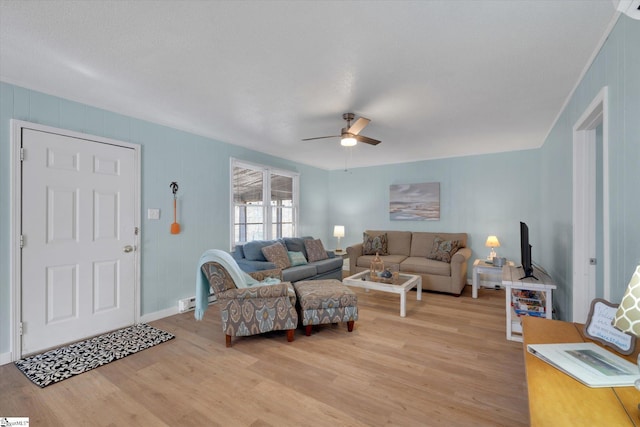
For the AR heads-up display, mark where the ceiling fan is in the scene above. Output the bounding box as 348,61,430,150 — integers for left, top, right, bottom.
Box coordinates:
302,113,381,146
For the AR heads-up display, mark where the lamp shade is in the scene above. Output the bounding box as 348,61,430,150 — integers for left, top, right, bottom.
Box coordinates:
485,236,500,248
613,265,640,336
333,225,345,238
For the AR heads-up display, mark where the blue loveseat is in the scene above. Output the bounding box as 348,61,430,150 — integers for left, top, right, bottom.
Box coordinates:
231,237,343,283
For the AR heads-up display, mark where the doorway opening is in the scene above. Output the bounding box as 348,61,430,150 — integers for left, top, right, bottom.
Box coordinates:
572,87,609,322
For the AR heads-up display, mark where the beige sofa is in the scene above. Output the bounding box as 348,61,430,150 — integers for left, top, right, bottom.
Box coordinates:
346,230,471,295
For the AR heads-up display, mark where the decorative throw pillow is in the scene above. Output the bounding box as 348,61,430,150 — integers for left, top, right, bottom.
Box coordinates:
613,265,640,336
427,237,460,263
283,237,307,258
261,242,291,270
304,239,328,262
288,251,308,267
362,232,388,255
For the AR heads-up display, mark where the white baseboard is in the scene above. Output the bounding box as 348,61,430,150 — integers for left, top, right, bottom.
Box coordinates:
0,351,13,366
140,306,179,324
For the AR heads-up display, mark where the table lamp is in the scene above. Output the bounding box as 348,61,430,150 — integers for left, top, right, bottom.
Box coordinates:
613,265,640,394
333,225,345,252
485,235,500,260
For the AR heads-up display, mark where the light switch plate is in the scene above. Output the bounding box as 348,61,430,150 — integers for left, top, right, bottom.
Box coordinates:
147,208,160,220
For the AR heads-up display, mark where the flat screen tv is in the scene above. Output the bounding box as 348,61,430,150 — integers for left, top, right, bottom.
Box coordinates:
520,221,537,280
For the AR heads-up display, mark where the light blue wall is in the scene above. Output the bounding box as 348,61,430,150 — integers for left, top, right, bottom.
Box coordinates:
1,15,637,357
328,16,639,323
538,15,639,320
328,150,541,279
0,82,330,355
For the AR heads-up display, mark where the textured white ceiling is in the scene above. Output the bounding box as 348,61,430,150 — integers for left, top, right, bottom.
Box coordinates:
0,1,618,170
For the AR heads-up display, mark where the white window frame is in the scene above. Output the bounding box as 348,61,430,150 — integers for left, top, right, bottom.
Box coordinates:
230,158,299,249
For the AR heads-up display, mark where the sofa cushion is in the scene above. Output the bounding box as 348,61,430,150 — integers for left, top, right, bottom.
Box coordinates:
362,232,389,255
305,239,328,262
243,239,280,261
261,242,291,269
410,232,468,257
231,245,245,260
401,256,451,277
235,259,276,272
282,264,318,283
283,237,309,258
410,232,436,257
311,257,344,274
427,237,460,263
436,233,468,248
356,254,407,269
288,251,308,267
365,230,412,256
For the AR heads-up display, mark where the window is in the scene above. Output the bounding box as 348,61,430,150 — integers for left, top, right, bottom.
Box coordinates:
231,159,299,247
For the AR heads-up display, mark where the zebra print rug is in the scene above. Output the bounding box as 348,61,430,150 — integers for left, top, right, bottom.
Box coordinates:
15,323,175,388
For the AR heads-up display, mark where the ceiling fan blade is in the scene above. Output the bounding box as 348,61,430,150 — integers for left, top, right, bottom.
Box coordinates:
355,134,381,146
347,117,370,135
301,135,340,141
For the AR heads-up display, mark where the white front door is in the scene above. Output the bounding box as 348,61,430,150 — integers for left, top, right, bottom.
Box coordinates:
21,127,138,355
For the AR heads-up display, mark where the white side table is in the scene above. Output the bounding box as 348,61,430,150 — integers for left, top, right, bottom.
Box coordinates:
502,265,556,342
472,259,513,298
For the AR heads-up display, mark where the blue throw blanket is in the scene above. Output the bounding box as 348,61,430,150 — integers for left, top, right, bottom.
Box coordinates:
194,249,279,320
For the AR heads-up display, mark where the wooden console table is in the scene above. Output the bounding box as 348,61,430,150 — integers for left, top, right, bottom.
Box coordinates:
523,316,640,426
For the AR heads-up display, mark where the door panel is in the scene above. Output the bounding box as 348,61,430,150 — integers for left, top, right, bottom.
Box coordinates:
46,264,77,323
47,186,78,242
94,190,119,240
21,128,136,355
94,260,119,312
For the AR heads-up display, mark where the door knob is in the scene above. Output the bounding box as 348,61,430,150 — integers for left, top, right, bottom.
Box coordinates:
123,245,134,253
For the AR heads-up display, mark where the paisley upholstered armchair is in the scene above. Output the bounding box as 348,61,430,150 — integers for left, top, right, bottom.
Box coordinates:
200,261,298,347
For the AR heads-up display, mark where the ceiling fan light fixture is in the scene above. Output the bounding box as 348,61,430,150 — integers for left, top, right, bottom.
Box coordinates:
341,135,357,147
303,113,379,146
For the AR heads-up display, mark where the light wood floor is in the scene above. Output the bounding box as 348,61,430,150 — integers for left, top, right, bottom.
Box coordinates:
0,285,529,426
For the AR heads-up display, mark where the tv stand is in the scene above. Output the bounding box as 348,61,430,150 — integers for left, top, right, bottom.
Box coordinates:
519,270,538,281
518,264,538,280
502,265,555,341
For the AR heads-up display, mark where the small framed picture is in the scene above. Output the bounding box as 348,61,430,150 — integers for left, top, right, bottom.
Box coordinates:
584,299,635,355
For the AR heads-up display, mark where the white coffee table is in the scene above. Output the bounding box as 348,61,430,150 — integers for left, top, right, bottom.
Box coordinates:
343,270,422,317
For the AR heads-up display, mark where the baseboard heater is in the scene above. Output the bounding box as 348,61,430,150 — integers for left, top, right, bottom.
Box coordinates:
178,294,217,313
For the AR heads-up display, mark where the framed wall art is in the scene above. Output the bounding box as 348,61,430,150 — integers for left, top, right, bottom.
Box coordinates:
390,182,440,221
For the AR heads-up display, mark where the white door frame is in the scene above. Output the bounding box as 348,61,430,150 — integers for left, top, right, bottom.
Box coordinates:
572,87,610,322
10,120,141,361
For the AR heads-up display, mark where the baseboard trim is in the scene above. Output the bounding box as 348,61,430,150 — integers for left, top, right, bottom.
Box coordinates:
140,306,179,324
0,351,13,366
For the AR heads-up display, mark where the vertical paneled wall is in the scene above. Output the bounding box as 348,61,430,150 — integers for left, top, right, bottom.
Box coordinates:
327,150,542,276
0,82,330,356
538,15,640,319
1,14,637,358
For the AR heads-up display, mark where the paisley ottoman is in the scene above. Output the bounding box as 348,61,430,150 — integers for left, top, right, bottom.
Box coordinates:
293,279,358,336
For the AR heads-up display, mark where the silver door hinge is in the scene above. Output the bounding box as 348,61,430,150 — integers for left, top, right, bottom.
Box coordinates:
20,234,24,249
135,227,139,236
20,147,25,161
19,322,23,336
